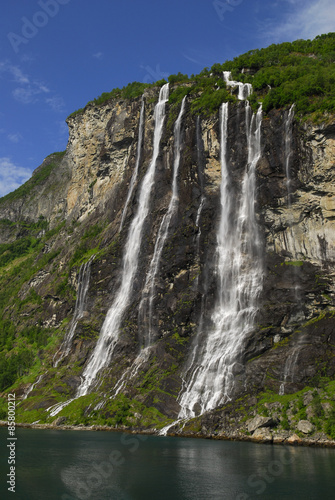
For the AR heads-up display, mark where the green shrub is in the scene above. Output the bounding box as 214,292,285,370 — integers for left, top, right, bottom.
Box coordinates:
0,349,34,391
324,408,335,439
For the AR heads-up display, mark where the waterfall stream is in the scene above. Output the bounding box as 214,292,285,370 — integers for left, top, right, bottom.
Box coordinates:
23,374,44,400
76,84,169,397
138,96,187,347
119,97,145,231
285,104,295,206
223,71,252,100
114,97,187,395
177,102,263,418
279,104,304,395
53,255,94,368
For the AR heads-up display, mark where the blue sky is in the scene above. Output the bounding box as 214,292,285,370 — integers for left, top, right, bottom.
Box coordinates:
0,0,334,197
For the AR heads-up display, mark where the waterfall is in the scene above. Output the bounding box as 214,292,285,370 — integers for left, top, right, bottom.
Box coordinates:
53,255,94,368
278,104,304,395
178,102,263,418
119,97,145,231
76,83,169,397
195,116,206,262
223,71,252,100
23,374,44,400
138,96,187,347
285,104,295,206
279,334,305,395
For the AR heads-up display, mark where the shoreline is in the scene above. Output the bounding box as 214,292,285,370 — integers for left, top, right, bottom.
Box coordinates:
1,420,335,448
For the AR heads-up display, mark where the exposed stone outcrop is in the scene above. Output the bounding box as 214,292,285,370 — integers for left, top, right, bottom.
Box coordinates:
248,415,276,433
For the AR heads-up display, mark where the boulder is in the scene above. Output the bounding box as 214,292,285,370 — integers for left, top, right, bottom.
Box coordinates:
287,433,302,444
247,415,276,433
303,391,314,406
53,416,67,426
297,420,314,434
252,427,273,443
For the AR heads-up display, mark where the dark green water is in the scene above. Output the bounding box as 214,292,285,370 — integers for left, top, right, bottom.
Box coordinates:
1,428,335,499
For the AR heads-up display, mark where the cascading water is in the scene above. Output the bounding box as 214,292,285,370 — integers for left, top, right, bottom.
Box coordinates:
279,104,304,396
53,256,94,368
279,333,307,395
138,96,187,347
114,97,187,396
223,71,252,100
177,101,263,419
285,104,295,206
195,116,206,264
76,84,169,397
119,97,145,231
23,374,44,400
279,346,300,396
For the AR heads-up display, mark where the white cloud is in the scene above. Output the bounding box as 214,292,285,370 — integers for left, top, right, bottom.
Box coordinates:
12,80,50,104
261,0,335,43
12,87,37,104
0,60,51,105
93,52,103,60
0,157,32,197
7,133,22,144
45,96,65,112
9,65,30,85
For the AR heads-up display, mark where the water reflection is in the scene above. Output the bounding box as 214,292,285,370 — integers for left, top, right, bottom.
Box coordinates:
1,428,334,500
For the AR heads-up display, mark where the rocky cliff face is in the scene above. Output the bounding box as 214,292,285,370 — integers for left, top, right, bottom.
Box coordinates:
1,86,335,441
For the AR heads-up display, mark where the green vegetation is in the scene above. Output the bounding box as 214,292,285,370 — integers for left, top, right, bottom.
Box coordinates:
0,218,66,391
254,379,335,436
0,152,65,205
217,32,335,118
0,348,34,391
282,260,304,267
0,236,40,267
67,33,335,122
67,81,153,118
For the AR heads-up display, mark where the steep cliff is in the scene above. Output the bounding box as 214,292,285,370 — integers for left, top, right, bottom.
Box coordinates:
1,36,335,444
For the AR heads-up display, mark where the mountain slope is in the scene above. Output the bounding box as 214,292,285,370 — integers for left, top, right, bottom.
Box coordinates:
1,34,335,444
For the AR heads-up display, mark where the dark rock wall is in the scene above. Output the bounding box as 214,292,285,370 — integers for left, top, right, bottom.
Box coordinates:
2,93,335,423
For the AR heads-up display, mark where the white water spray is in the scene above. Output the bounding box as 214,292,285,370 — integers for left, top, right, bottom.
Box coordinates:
177,102,263,418
76,84,169,397
223,71,252,100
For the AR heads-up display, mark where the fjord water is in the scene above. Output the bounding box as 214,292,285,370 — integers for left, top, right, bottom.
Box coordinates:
2,428,335,500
